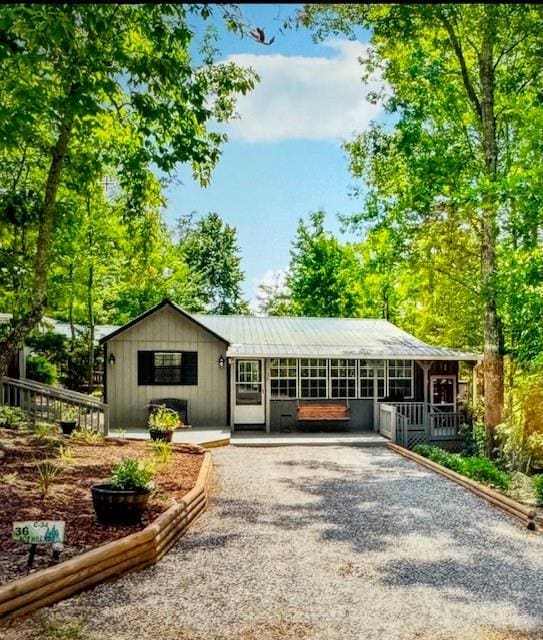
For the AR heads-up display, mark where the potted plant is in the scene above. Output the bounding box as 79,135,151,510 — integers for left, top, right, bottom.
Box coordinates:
58,405,78,435
148,404,181,442
91,458,154,524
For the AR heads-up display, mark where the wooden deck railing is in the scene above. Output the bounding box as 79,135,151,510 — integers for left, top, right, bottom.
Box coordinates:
1,376,109,435
391,402,425,427
429,411,463,438
379,401,464,447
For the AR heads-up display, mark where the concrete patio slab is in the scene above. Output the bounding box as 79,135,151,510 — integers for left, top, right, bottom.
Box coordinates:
230,431,387,447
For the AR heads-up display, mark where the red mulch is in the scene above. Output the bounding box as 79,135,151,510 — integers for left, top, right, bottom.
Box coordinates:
0,428,204,584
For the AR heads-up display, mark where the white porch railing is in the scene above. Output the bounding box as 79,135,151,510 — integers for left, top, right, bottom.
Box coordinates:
392,402,425,427
1,376,109,435
379,401,464,447
429,411,463,438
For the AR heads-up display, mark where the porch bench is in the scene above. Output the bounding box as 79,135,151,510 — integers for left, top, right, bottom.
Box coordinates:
297,402,350,422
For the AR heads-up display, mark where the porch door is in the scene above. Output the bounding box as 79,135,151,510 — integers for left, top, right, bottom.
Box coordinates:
430,375,456,412
234,359,265,424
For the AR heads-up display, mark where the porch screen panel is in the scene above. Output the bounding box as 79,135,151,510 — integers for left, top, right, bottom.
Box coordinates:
330,359,356,398
388,360,413,398
300,359,327,399
270,358,297,399
359,360,385,399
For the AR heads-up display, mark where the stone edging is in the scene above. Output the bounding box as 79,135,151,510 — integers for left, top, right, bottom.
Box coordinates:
0,451,213,623
387,443,537,531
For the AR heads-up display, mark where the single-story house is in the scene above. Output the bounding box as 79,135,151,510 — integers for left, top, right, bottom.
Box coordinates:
100,299,480,446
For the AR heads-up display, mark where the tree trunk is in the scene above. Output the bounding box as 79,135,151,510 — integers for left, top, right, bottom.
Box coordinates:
87,265,95,393
479,7,504,456
68,261,76,349
0,113,73,377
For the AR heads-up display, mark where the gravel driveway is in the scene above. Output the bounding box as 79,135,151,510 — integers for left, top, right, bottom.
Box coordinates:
4,446,543,640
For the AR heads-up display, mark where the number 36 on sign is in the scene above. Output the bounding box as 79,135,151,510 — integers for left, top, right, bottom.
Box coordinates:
12,521,65,544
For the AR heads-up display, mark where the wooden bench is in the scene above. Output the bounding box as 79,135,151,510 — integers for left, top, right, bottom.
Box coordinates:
297,402,350,422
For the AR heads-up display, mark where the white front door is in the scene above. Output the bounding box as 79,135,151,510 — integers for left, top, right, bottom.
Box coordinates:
234,359,265,424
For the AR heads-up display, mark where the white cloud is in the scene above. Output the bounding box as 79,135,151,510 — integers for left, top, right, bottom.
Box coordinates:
225,40,383,143
249,268,288,314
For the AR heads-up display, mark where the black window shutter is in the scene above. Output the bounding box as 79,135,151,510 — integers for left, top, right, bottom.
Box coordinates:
181,351,198,385
138,351,154,385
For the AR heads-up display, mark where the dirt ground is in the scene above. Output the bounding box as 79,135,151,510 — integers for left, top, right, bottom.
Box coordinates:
0,427,203,584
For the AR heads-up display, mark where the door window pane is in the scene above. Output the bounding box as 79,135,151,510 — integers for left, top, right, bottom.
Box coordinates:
236,361,262,405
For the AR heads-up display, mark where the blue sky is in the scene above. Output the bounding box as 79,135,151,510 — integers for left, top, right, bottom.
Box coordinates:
164,4,381,308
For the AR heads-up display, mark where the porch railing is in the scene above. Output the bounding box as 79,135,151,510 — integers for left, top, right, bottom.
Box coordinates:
391,402,425,427
429,411,463,438
379,401,464,447
1,376,109,435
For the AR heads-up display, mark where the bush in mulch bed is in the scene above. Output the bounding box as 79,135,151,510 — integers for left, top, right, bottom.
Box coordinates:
413,445,511,491
533,475,543,506
0,427,204,584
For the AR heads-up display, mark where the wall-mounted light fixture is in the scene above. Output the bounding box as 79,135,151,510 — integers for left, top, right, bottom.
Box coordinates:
108,353,116,366
218,355,225,368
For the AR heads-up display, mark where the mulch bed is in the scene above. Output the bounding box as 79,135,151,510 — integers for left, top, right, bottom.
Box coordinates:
0,428,204,585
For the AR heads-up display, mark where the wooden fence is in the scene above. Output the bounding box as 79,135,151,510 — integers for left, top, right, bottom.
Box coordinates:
1,376,109,435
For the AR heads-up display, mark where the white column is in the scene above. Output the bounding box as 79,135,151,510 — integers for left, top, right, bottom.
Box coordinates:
373,362,379,433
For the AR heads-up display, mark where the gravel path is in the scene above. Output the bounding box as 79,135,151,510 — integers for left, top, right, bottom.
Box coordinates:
4,446,543,640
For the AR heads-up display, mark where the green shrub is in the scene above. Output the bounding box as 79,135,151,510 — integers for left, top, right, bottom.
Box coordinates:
148,404,181,432
459,422,486,457
458,457,510,491
533,475,543,506
71,427,103,443
36,460,63,497
110,458,154,491
0,406,28,428
26,354,58,385
413,444,510,491
152,440,172,465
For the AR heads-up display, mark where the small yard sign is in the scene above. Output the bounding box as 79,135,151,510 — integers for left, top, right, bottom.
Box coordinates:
12,521,65,545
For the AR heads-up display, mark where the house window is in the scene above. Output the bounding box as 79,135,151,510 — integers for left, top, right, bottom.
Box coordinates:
137,351,198,386
388,360,413,399
330,359,357,398
359,360,386,399
300,358,327,398
270,358,297,399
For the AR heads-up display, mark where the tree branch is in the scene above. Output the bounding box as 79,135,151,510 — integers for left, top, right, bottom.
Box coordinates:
438,12,482,121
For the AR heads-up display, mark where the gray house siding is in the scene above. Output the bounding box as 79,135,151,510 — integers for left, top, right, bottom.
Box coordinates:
269,399,374,433
106,306,228,428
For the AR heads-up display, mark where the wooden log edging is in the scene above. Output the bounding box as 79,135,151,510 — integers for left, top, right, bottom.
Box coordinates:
387,443,537,531
0,451,213,624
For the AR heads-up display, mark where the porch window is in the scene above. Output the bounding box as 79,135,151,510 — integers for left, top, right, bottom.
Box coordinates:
388,359,413,399
270,358,297,399
359,360,385,399
330,359,357,398
300,358,327,399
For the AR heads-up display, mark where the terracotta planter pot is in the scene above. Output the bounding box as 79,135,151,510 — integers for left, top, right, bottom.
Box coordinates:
149,428,173,443
91,483,150,525
59,420,77,436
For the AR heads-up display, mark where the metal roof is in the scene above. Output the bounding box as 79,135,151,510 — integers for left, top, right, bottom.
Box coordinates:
0,313,119,344
193,314,479,361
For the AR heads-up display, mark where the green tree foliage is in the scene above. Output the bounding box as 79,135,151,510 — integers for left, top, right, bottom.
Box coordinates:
301,3,543,447
0,4,257,373
178,212,248,315
286,211,364,318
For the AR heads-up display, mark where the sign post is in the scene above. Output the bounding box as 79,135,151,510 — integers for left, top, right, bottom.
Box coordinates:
12,521,65,568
